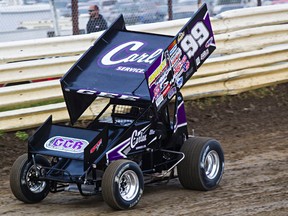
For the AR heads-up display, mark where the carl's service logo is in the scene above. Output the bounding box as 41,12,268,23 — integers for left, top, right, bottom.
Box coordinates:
100,41,163,67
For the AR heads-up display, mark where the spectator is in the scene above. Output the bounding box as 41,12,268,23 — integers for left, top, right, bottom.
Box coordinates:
86,5,108,33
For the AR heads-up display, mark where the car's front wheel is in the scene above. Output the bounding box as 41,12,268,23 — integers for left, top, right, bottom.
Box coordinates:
10,154,50,203
102,159,144,210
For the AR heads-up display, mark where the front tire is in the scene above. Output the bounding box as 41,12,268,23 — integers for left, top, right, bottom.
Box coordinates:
177,137,224,191
102,159,144,210
10,154,50,203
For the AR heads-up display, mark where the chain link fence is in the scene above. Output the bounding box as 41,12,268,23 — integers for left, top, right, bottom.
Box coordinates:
0,0,283,42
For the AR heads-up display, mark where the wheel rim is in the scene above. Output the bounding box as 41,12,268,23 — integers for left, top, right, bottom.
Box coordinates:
118,170,139,201
204,150,220,179
25,165,46,193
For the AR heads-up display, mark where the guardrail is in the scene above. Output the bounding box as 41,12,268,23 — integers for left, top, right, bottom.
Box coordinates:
0,4,288,131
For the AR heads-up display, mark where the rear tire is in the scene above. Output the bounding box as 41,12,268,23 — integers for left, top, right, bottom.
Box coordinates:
102,159,144,210
177,137,224,191
10,154,50,203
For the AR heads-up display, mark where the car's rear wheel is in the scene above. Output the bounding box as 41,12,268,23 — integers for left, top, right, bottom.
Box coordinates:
102,159,144,210
177,137,224,190
10,154,50,203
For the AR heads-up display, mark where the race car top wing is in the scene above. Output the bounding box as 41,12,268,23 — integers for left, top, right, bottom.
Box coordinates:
60,4,215,124
145,3,216,111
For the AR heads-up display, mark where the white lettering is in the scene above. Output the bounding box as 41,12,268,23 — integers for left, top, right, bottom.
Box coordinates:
144,49,163,64
101,41,163,66
77,89,97,95
180,21,210,59
130,130,147,149
116,66,145,73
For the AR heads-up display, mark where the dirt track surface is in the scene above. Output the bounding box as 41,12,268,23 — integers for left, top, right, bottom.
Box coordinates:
1,83,288,216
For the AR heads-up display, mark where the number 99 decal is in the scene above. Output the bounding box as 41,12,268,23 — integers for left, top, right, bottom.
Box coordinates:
180,21,209,59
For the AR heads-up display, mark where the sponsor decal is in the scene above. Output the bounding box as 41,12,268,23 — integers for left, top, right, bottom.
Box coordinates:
100,41,163,66
130,129,147,149
200,49,209,60
90,138,102,154
168,86,177,99
106,125,150,161
177,32,185,43
155,95,164,107
182,60,190,72
173,54,189,77
44,136,89,154
116,66,145,73
170,48,182,67
153,84,161,98
173,61,182,74
169,45,178,56
162,83,171,97
159,97,168,108
176,76,183,88
77,90,140,100
148,59,167,86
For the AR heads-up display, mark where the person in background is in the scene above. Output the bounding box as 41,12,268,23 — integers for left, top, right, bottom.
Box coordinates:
86,5,108,33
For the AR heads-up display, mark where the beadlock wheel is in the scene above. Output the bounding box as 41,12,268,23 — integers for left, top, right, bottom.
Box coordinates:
102,159,144,210
25,165,47,193
118,170,139,201
10,154,50,203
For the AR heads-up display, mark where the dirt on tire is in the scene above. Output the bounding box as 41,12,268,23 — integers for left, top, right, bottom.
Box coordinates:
1,83,288,216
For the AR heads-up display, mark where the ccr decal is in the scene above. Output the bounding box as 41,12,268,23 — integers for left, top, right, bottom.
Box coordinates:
44,136,89,154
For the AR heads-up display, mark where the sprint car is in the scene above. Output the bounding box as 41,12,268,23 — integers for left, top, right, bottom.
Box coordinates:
10,4,224,210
